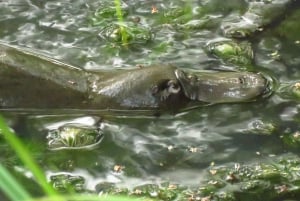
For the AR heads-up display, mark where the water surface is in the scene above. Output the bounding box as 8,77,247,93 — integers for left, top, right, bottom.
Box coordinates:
1,0,300,198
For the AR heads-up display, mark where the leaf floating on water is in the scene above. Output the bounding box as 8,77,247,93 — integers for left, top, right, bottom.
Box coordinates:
188,147,198,153
167,184,177,190
113,165,125,173
151,5,158,14
209,169,217,175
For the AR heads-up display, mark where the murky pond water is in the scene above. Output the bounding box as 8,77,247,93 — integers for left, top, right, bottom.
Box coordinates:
1,0,300,200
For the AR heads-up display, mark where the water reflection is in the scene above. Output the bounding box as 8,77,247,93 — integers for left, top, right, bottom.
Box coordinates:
1,0,300,198
1,97,294,192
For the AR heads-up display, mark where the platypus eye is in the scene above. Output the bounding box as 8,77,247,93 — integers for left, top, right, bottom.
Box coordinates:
167,80,181,94
152,79,181,101
152,79,170,95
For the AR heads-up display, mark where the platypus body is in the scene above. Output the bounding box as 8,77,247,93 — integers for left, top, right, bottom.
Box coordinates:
0,42,271,112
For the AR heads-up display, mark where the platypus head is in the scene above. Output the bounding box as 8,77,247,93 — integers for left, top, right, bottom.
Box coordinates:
175,69,272,103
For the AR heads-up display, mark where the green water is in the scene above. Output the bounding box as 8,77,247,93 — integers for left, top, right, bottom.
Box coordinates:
1,0,300,200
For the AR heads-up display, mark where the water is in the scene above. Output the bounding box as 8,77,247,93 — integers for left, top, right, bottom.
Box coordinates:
1,0,300,198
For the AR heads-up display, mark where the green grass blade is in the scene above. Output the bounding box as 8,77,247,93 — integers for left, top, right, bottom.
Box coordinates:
0,115,57,197
0,164,31,201
114,0,128,46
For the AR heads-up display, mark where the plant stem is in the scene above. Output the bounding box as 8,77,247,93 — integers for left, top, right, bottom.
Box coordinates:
114,0,128,46
0,115,58,198
0,164,31,201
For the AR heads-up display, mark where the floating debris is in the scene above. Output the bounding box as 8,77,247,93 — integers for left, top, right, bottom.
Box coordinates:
151,5,158,14
113,165,125,173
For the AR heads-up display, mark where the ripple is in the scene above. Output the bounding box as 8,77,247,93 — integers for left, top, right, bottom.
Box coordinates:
1,0,300,197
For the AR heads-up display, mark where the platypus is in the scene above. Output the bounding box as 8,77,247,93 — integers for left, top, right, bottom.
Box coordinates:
0,42,271,112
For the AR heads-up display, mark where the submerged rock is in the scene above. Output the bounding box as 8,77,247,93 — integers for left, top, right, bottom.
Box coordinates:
277,82,300,101
47,123,103,150
84,154,300,200
275,9,300,42
205,39,254,70
50,173,85,192
239,119,276,136
281,131,300,149
97,22,153,45
197,154,300,201
88,1,129,27
221,0,295,38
